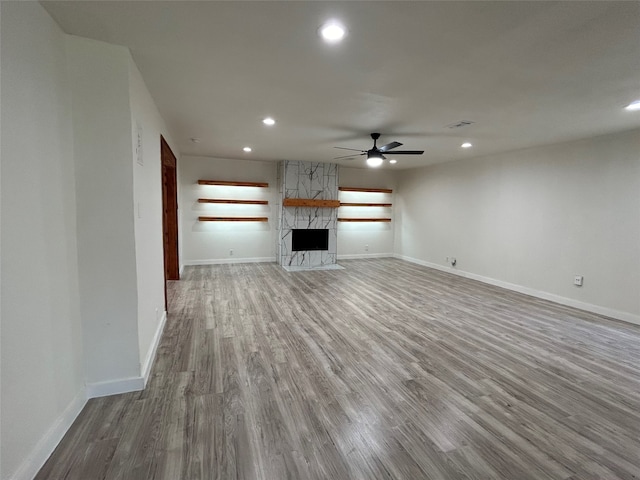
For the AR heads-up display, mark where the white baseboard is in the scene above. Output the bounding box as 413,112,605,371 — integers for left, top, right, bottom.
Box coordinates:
141,310,167,386
395,254,640,327
9,389,87,480
179,264,185,276
183,257,276,266
11,314,168,478
337,253,394,260
85,376,145,399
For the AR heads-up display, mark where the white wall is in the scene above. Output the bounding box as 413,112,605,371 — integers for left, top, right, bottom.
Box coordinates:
396,129,640,323
128,57,177,379
66,35,141,387
180,156,277,265
338,167,397,258
1,4,85,479
1,9,179,476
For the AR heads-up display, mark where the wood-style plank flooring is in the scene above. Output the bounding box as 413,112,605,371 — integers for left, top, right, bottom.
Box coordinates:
36,259,640,479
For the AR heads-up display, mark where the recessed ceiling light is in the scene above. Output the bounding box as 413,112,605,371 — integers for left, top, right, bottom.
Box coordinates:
243,147,252,152
262,117,276,126
190,137,201,143
320,21,346,43
389,159,397,164
624,100,640,111
461,142,473,148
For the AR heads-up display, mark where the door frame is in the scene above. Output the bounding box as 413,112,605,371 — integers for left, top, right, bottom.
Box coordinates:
161,136,179,309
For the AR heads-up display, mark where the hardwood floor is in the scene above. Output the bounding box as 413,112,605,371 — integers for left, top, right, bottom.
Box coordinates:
36,259,640,479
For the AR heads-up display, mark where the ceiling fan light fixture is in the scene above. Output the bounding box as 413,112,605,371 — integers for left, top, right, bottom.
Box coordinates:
366,154,383,167
320,21,346,43
625,100,640,111
335,132,425,165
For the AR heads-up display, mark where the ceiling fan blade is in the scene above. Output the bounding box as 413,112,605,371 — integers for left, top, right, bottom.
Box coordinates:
334,153,363,160
334,147,365,152
386,150,425,155
378,141,402,153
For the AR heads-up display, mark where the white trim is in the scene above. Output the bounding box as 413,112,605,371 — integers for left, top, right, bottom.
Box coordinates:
179,264,185,276
337,253,394,260
9,389,87,480
141,310,167,386
183,257,276,266
395,254,640,327
12,314,167,478
86,376,145,399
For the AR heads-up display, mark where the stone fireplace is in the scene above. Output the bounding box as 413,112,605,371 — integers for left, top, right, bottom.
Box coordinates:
276,161,339,269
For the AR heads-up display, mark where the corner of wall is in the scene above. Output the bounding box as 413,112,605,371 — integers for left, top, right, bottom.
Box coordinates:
66,31,141,386
141,310,167,386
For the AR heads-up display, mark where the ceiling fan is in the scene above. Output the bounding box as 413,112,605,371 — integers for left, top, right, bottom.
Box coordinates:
334,133,425,167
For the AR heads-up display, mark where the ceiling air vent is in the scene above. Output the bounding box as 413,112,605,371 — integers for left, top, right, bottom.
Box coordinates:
446,120,475,129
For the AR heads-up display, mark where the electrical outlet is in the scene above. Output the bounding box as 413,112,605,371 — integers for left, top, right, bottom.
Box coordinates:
365,244,369,252
229,249,234,256
574,275,583,286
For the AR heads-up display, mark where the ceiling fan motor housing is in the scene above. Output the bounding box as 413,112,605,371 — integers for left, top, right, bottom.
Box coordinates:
367,149,384,159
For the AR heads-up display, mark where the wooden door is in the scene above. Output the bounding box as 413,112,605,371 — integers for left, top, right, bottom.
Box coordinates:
161,136,179,283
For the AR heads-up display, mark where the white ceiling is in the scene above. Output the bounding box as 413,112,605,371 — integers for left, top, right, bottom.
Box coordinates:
43,1,640,169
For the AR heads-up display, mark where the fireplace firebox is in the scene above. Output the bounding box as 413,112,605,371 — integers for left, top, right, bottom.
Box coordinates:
291,229,329,251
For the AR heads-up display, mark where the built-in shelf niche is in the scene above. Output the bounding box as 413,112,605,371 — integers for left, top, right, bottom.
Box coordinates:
197,179,269,222
338,186,393,222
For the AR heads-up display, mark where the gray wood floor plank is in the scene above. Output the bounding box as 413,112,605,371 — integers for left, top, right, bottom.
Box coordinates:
35,259,640,480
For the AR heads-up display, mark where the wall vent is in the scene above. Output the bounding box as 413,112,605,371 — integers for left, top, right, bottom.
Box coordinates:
446,120,475,129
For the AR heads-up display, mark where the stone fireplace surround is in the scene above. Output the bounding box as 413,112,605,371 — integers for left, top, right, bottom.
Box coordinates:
276,161,339,269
